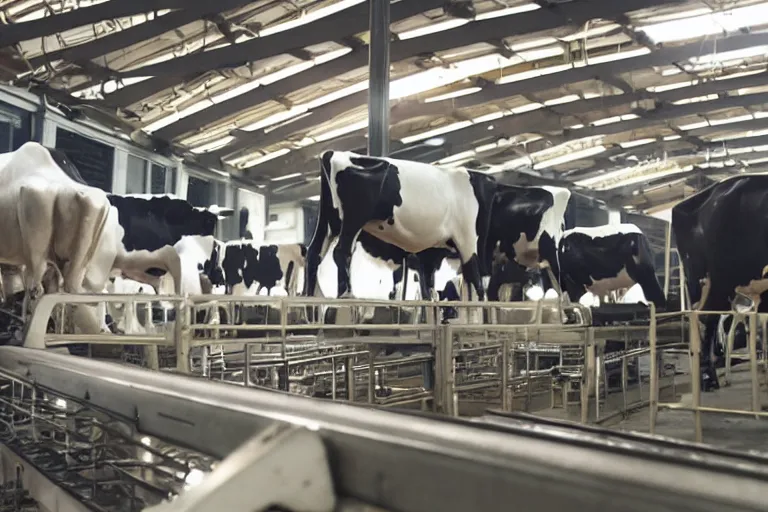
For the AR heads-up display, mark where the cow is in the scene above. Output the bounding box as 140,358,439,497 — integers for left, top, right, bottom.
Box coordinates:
0,142,183,334
305,150,497,303
203,240,306,296
544,224,666,309
672,174,768,391
486,184,571,301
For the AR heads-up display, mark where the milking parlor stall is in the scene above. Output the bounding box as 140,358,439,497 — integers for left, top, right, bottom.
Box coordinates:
2,0,768,510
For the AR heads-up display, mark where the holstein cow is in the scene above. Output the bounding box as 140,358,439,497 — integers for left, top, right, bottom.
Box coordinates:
547,224,666,309
672,174,768,391
485,184,571,301
0,142,183,333
306,150,497,303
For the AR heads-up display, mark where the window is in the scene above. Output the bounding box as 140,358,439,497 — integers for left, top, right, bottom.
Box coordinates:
187,175,212,207
126,155,175,195
55,128,114,191
126,154,148,194
0,104,31,153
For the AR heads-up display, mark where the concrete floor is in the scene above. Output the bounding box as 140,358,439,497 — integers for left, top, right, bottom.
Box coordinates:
612,367,768,453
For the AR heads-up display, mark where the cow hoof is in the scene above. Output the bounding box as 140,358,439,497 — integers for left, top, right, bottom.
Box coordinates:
339,291,355,299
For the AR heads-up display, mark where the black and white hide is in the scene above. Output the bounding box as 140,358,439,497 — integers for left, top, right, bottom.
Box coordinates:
551,224,666,308
305,150,497,301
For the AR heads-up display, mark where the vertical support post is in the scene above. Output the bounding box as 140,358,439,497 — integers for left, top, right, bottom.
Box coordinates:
749,311,760,417
690,311,703,443
649,303,658,434
346,355,355,402
581,328,595,424
367,0,390,157
175,297,190,374
501,334,510,411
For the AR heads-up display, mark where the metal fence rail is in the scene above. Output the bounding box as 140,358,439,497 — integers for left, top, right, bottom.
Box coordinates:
0,346,767,512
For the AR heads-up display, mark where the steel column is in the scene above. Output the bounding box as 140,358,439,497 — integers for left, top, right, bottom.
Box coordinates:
367,0,391,157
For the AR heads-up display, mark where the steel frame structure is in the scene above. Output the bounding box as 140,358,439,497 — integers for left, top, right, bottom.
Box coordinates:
1,345,768,511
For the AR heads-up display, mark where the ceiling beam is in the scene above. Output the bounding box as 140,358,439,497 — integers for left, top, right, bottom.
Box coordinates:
0,0,191,47
256,74,768,178
27,0,262,69
423,33,768,114
147,0,446,140
208,1,688,157
120,0,682,78
248,35,768,176
133,0,684,140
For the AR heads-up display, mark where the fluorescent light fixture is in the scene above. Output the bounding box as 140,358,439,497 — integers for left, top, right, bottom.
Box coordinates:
620,138,656,149
142,48,353,134
496,63,572,84
591,115,622,127
661,67,683,76
472,111,505,123
304,81,370,109
314,119,368,142
663,134,682,141
401,121,473,145
236,148,291,169
190,136,235,154
392,53,519,100
637,3,768,44
260,0,365,37
307,195,321,201
436,150,476,165
646,79,699,93
240,107,309,132
398,19,469,40
475,3,540,20
511,102,543,114
271,172,302,182
745,156,768,165
670,94,719,105
425,86,483,103
544,94,580,106
424,137,446,146
709,114,755,126
568,123,585,130
533,145,606,170
677,120,709,130
586,47,651,65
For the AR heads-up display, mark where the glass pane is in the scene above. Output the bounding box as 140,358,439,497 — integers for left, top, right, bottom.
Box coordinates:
167,168,177,194
187,176,212,207
126,154,148,194
54,128,114,191
150,163,166,194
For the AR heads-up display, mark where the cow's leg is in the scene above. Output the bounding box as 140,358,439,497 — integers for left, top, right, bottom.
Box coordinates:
701,314,721,391
17,186,56,322
332,224,363,298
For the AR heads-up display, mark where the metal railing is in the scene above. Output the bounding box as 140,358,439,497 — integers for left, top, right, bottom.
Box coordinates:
21,292,683,426
650,308,768,443
0,346,767,512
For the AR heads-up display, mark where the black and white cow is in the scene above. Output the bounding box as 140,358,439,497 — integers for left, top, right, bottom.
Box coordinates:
485,184,571,301
673,174,768,390
0,142,183,333
545,224,666,308
305,150,497,301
